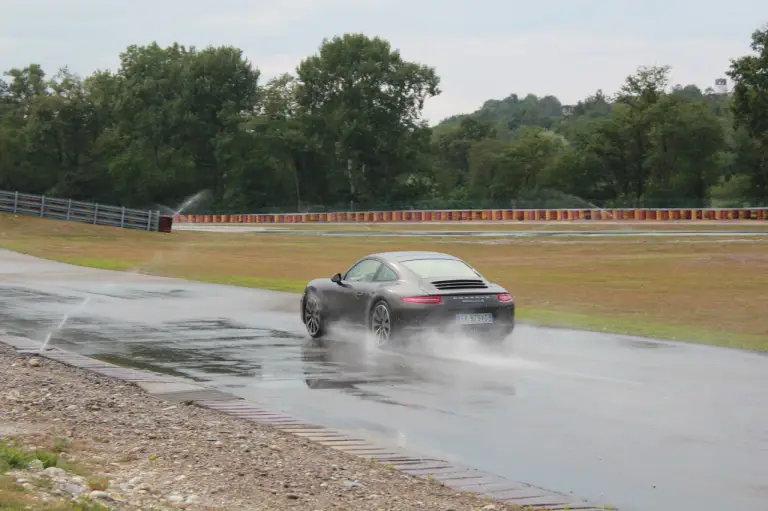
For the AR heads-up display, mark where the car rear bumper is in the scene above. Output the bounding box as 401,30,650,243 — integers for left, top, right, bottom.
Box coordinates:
393,305,515,340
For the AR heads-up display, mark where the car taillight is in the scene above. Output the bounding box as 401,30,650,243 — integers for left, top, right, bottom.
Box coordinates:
402,295,442,304
497,293,513,302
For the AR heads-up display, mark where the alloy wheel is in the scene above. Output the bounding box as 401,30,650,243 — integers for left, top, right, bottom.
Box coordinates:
371,303,391,346
304,295,322,337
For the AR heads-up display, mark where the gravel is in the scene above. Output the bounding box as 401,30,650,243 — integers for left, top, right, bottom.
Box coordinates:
0,343,523,510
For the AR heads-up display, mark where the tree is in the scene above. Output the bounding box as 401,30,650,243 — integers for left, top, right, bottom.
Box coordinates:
248,74,307,211
466,127,567,202
644,94,725,204
571,90,612,118
1,28,766,213
727,24,768,200
433,117,497,195
613,65,672,203
109,42,260,207
295,33,440,207
26,68,113,200
0,76,23,191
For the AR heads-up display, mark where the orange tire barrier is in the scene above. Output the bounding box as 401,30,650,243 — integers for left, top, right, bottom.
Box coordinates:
173,208,768,224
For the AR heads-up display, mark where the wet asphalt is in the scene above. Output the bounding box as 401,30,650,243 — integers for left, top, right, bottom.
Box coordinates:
1,248,767,511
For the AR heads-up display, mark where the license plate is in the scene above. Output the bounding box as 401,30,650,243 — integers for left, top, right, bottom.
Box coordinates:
455,313,494,324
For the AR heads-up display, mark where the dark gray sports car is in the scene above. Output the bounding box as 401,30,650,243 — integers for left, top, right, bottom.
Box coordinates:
300,251,515,346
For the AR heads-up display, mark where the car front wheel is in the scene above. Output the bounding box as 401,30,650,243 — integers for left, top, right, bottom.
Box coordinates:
303,292,326,339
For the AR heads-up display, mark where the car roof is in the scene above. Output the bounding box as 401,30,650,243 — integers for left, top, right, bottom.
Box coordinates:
372,251,459,263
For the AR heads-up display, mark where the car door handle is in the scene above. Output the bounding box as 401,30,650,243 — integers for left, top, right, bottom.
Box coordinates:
355,292,365,298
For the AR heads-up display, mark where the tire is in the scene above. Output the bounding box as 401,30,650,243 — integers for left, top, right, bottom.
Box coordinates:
303,291,326,339
369,300,396,348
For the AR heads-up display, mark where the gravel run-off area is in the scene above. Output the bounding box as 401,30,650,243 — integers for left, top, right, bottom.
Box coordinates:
0,342,528,510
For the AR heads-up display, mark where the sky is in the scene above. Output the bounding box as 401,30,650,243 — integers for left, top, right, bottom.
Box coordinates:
2,0,767,124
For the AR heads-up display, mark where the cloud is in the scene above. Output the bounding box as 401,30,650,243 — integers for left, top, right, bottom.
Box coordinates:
0,36,19,55
203,1,322,33
202,0,377,35
256,53,304,77
248,30,752,123
387,30,752,122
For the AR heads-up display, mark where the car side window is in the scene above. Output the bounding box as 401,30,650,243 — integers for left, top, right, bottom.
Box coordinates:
373,265,398,282
344,259,382,283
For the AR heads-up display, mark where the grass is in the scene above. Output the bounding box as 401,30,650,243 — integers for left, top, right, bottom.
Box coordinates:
0,436,107,511
84,476,108,491
2,213,768,351
0,443,32,472
0,436,91,475
0,488,110,511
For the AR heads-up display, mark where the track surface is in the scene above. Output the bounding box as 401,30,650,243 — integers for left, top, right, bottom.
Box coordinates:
1,249,767,511
174,223,768,237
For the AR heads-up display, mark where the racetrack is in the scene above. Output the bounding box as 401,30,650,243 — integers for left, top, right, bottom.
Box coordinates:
173,222,768,237
1,248,767,511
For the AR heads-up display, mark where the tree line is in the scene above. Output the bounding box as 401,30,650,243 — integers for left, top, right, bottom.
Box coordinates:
1,26,767,213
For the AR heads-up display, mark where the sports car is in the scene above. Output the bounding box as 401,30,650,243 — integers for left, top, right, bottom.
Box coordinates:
300,251,515,346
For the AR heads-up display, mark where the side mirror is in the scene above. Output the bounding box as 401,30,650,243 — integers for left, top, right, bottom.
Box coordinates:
331,273,342,284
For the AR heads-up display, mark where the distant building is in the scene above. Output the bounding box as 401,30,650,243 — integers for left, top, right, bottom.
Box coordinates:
561,105,575,116
714,78,728,94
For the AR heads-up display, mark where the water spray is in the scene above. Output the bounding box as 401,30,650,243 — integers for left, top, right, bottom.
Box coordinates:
156,190,212,219
38,296,92,352
38,191,211,353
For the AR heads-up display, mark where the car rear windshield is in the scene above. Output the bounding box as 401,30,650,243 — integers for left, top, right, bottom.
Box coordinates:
402,259,479,279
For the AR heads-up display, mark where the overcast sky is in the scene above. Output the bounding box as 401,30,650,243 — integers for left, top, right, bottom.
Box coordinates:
2,1,766,124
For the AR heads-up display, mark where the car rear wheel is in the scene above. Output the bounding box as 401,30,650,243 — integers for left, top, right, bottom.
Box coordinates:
303,292,326,339
369,300,395,348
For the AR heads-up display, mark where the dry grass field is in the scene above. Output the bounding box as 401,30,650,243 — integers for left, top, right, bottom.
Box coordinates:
2,213,767,351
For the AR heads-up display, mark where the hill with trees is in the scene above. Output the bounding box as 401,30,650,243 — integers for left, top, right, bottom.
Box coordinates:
1,25,767,213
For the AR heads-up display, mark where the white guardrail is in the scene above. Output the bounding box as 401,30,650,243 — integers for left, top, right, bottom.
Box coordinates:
0,190,164,232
